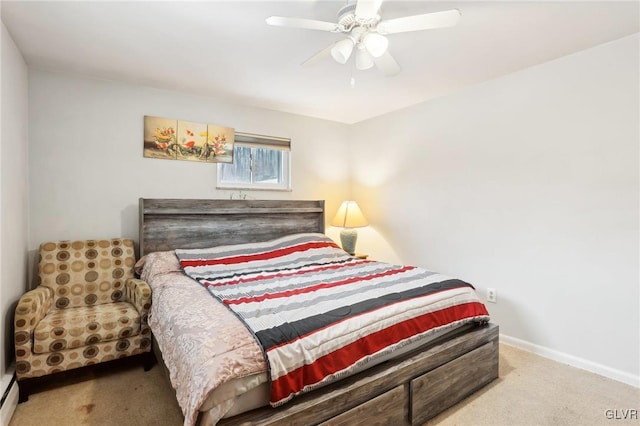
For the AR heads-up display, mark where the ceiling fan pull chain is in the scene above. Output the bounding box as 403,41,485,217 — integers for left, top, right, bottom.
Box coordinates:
350,64,356,89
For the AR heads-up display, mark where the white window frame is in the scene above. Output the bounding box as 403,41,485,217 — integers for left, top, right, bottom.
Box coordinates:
216,132,292,191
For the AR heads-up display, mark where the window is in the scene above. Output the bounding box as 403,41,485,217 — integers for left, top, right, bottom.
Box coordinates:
217,132,291,191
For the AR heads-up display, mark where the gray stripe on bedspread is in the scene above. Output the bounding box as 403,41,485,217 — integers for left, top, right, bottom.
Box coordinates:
237,268,438,319
176,234,335,260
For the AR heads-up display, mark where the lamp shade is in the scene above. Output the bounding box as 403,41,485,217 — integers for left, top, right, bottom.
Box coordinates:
331,201,368,228
363,32,389,58
331,38,355,64
355,46,374,70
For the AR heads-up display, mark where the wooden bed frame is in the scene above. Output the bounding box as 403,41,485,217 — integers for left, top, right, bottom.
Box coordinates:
139,198,499,425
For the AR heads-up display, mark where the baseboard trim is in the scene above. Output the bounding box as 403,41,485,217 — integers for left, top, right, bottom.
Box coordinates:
0,372,18,426
500,333,640,388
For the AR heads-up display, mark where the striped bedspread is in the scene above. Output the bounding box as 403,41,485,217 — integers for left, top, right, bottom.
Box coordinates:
176,233,490,407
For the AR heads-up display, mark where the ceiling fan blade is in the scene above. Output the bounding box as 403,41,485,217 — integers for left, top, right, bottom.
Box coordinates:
302,43,336,67
377,9,461,34
266,16,340,32
373,51,401,76
355,0,384,22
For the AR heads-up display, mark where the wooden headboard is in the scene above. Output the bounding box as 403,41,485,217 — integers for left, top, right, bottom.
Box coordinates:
138,198,325,255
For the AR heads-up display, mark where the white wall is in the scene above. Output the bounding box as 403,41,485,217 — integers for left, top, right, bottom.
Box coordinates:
349,34,639,385
1,22,29,380
28,70,350,268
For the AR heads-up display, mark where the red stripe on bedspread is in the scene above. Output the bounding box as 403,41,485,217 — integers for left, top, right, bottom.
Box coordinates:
225,265,416,305
181,241,341,267
270,301,489,405
205,260,373,288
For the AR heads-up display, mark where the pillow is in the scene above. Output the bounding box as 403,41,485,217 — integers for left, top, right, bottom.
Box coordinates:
135,251,183,282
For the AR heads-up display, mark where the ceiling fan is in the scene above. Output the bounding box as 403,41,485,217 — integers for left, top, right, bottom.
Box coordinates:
266,0,461,77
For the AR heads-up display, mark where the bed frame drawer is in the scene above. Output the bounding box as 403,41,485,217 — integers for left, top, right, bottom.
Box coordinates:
217,324,498,426
410,339,499,425
319,385,406,426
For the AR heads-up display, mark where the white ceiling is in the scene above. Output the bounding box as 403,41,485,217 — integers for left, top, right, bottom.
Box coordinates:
2,1,638,124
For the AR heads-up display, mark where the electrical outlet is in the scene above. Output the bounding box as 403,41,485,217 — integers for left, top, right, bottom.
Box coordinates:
487,288,497,303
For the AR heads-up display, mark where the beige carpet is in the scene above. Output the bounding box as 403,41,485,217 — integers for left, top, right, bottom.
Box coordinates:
9,344,639,426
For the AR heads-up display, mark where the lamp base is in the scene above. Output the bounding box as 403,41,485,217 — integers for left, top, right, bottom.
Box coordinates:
340,228,358,255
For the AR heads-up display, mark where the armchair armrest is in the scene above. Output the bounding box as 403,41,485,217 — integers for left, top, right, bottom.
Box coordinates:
15,286,53,377
125,278,152,327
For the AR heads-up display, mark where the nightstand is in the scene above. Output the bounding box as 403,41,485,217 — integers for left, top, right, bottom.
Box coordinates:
354,253,369,260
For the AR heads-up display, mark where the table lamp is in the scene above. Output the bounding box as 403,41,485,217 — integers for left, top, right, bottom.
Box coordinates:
331,200,368,255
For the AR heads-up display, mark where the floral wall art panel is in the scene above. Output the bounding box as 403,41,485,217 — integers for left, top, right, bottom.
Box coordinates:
144,116,177,160
143,115,235,163
177,120,209,162
205,124,235,163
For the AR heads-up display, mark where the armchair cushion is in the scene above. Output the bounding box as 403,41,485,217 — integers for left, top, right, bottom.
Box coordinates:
33,302,141,354
38,239,136,310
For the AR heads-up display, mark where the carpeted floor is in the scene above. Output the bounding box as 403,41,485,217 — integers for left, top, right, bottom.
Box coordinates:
9,343,639,426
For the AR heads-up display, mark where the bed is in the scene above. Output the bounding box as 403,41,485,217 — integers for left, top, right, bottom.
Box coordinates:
138,198,499,426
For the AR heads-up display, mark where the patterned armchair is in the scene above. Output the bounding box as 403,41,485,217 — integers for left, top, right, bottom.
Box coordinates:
14,238,153,401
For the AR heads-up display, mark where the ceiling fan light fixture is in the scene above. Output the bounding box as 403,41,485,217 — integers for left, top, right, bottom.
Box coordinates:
363,32,388,58
331,38,355,64
267,2,463,77
355,46,374,70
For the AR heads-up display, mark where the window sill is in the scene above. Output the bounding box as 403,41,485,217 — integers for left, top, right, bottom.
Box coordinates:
216,184,292,192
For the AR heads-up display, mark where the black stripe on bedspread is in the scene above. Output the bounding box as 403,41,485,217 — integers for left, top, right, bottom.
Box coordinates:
255,278,474,350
